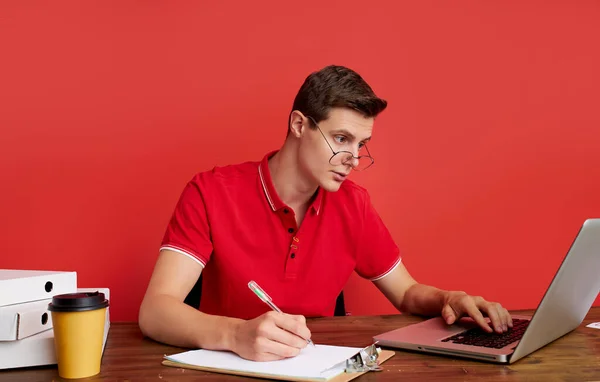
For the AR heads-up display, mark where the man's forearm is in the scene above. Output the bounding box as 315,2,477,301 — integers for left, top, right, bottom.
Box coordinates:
138,294,243,350
399,283,449,317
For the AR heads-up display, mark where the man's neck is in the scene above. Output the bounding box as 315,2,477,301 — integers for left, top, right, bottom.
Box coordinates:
267,145,318,211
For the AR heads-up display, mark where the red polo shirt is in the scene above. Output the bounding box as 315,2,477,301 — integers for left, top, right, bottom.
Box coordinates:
160,151,401,319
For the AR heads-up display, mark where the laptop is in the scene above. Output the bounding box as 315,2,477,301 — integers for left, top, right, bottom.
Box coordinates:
373,218,600,364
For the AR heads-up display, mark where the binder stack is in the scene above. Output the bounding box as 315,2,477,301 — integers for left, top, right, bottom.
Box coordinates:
0,269,111,370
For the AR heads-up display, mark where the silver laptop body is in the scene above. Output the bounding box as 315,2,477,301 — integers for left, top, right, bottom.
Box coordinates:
373,218,600,363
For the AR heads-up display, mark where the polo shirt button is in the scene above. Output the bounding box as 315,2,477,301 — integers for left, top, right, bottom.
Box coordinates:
283,208,289,214
290,253,296,259
288,228,294,234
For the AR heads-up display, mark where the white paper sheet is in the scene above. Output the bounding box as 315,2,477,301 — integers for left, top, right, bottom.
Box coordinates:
164,344,363,380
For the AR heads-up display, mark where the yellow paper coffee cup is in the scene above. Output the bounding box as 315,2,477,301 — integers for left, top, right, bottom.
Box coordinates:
48,292,109,379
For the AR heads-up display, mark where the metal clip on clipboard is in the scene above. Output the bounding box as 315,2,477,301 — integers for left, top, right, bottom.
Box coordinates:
344,342,383,373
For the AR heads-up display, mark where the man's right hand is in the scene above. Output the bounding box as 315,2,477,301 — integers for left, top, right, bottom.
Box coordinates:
231,311,312,361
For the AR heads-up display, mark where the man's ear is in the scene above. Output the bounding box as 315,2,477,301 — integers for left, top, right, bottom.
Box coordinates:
289,110,306,138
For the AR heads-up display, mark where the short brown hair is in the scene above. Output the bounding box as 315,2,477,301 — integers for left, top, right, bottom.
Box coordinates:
291,65,387,127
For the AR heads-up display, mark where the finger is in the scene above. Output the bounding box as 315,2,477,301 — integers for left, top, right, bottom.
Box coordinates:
290,314,307,324
495,306,506,332
261,340,303,359
464,301,493,333
257,313,307,349
478,302,504,333
441,304,458,325
289,315,313,342
275,314,312,343
254,337,301,360
265,323,308,350
490,303,511,332
499,305,513,330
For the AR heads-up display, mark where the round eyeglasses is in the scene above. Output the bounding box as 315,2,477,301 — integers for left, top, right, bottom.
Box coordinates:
306,116,374,171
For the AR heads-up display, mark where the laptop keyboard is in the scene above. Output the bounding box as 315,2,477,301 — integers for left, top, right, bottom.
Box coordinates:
441,318,530,349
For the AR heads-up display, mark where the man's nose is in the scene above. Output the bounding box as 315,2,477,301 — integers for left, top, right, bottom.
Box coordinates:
346,155,359,168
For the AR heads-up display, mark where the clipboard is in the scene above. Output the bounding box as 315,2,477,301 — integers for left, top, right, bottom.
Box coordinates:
161,348,395,381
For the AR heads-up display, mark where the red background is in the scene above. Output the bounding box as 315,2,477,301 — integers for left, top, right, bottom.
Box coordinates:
1,1,599,322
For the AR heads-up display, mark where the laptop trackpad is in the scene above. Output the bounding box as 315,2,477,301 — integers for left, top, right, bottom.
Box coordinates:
375,316,482,344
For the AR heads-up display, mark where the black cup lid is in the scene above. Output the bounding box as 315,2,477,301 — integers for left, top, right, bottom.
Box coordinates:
48,291,109,312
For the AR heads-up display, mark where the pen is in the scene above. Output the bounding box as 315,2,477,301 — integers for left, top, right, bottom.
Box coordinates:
248,280,315,347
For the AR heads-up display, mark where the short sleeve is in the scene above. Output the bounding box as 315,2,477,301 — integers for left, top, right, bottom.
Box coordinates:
354,192,401,280
160,178,213,267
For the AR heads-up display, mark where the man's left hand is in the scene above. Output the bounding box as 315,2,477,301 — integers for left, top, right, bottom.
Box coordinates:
441,291,513,333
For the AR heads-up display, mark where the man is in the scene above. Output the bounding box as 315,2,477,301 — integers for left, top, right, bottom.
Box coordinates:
139,65,512,362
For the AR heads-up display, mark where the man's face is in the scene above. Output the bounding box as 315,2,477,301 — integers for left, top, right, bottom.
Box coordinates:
297,107,374,192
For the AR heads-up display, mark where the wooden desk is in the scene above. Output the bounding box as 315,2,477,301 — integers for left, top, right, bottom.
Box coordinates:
3,308,600,381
